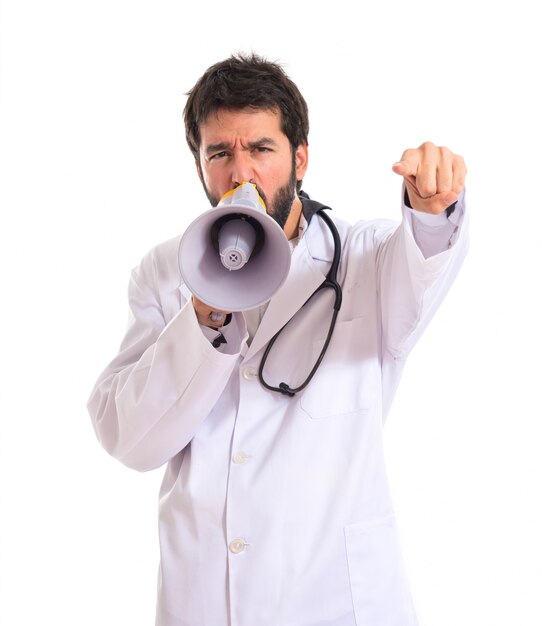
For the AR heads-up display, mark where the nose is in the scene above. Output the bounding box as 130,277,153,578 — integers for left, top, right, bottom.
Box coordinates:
230,152,255,189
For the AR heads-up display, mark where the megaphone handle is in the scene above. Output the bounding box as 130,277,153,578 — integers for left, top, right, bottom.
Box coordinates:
210,311,226,324
192,296,232,329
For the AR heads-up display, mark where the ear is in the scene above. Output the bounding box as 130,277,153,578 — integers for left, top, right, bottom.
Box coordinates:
294,143,309,180
195,159,203,182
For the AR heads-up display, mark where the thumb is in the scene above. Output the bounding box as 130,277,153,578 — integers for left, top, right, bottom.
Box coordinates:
416,191,459,214
392,161,415,177
437,191,459,211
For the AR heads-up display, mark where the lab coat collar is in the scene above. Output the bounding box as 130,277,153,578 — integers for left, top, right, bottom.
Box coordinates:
299,190,336,264
244,206,334,361
300,190,332,227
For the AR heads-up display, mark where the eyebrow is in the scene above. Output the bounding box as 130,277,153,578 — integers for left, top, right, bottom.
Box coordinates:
204,137,278,156
248,137,278,149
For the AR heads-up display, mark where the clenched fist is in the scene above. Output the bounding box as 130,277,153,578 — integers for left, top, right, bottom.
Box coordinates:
192,296,231,329
392,142,466,214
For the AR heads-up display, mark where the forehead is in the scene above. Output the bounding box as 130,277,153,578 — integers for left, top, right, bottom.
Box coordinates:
199,107,286,144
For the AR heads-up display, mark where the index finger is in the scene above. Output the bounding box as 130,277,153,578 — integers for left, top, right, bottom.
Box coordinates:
392,149,420,178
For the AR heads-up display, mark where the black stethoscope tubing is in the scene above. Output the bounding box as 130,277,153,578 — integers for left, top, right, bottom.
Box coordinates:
258,208,343,397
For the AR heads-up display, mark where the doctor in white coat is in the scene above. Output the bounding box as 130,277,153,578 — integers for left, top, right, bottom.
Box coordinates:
88,53,468,626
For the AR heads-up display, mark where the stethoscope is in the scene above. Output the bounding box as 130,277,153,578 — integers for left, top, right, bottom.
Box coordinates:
258,197,343,397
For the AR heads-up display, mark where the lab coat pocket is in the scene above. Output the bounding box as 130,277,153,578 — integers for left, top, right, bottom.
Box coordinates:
299,317,375,418
344,516,418,626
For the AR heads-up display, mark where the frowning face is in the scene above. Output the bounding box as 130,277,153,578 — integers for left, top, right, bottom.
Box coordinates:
197,107,308,239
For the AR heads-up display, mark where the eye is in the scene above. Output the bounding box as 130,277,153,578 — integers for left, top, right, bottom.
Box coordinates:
209,151,229,161
254,146,272,154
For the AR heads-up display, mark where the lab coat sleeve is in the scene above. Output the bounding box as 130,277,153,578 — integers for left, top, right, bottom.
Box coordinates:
375,191,468,416
409,206,462,258
87,246,245,472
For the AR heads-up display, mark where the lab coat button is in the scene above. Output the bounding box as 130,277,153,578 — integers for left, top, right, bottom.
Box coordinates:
242,367,257,381
232,451,249,464
229,539,246,554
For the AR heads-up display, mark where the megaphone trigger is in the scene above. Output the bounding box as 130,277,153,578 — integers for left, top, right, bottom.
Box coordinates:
210,311,227,324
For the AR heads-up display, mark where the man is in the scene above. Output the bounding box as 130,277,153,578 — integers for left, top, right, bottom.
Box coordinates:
88,53,468,626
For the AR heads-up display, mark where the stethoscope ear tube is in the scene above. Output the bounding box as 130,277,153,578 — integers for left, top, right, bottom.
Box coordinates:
258,208,343,396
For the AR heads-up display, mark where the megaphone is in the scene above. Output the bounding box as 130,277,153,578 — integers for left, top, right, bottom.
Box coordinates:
178,182,291,312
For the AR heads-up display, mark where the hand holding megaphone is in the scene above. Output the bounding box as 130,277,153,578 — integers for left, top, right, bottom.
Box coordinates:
179,182,291,312
192,296,231,329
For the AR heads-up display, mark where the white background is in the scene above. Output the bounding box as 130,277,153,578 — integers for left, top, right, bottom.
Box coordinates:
1,1,541,624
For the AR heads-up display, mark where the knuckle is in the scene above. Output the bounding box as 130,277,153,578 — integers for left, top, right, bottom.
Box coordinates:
419,141,436,152
418,183,436,198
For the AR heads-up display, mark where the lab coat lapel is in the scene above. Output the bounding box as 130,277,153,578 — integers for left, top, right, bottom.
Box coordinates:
244,214,333,361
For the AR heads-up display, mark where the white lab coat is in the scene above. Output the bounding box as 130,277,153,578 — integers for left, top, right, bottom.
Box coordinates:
88,194,468,626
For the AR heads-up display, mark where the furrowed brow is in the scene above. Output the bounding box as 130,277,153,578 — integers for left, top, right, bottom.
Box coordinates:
247,137,278,149
204,137,278,157
204,142,232,156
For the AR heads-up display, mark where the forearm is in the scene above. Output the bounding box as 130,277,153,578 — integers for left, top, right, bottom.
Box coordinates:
88,299,243,471
377,193,469,359
405,187,465,258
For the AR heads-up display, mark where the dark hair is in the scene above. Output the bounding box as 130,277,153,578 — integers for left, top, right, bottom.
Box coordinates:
184,53,309,161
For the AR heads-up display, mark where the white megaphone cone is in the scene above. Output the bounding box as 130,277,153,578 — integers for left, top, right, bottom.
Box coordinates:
178,182,291,312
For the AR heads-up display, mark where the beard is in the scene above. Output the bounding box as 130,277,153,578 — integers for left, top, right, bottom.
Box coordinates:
201,154,297,230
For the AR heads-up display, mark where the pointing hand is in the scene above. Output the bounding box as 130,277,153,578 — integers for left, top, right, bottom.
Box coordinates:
392,142,466,214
